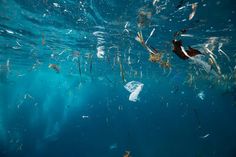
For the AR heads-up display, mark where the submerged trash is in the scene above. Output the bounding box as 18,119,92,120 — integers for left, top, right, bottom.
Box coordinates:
180,34,194,37
173,41,220,76
153,0,160,6
197,91,205,100
123,151,131,157
48,64,60,73
97,46,105,58
218,42,230,61
66,30,72,35
24,93,34,100
123,22,130,33
82,115,89,119
6,29,14,34
124,81,144,102
149,53,162,63
136,30,172,69
172,40,202,60
135,31,157,55
53,3,60,8
145,28,156,44
200,133,210,139
189,3,198,20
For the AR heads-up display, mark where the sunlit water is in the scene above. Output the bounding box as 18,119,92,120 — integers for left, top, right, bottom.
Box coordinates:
0,0,236,157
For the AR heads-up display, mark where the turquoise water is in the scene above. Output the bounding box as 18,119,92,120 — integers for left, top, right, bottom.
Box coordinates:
0,0,236,157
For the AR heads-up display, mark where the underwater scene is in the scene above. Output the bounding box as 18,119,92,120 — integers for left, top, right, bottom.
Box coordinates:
0,0,236,157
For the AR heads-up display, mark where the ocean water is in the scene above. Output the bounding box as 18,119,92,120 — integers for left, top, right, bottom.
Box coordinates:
0,0,236,157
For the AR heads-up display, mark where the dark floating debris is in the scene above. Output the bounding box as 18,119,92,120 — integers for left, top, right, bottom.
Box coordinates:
172,40,202,60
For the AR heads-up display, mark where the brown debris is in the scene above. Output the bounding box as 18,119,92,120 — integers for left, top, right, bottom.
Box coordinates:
149,53,162,63
48,64,60,73
172,40,202,60
123,151,131,157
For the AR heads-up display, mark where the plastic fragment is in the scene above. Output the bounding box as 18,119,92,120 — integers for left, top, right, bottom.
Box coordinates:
124,81,144,102
197,91,205,100
189,3,198,20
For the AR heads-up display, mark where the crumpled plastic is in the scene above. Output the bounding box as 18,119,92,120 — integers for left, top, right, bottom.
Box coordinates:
181,46,219,77
124,81,144,102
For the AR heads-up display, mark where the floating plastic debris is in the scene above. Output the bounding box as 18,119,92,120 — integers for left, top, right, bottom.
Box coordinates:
97,46,105,58
24,93,34,100
59,49,66,56
172,40,202,60
135,31,144,45
218,42,230,61
180,46,215,74
6,29,14,34
149,53,162,63
200,133,210,139
203,44,222,75
204,45,217,58
66,30,72,35
189,3,198,20
82,115,89,119
180,34,194,37
124,81,144,102
123,22,130,33
145,28,156,44
135,31,157,55
197,91,205,100
48,64,60,73
93,30,106,58
53,3,60,8
123,151,131,157
153,0,160,6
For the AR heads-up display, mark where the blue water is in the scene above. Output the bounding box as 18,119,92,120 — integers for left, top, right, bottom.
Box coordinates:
0,0,236,157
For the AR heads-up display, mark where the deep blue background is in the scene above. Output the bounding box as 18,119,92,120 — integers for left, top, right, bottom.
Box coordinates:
0,0,236,157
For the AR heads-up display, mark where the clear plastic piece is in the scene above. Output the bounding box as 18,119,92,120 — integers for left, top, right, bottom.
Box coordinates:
124,81,144,102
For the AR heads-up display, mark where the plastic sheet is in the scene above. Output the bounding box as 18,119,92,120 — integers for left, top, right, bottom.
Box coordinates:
124,81,144,102
181,46,220,76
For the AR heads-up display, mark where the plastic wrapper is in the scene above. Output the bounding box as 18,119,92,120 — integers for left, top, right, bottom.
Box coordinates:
124,81,144,102
181,46,219,77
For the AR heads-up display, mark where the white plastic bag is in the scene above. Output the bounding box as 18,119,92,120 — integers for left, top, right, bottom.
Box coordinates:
124,81,144,102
